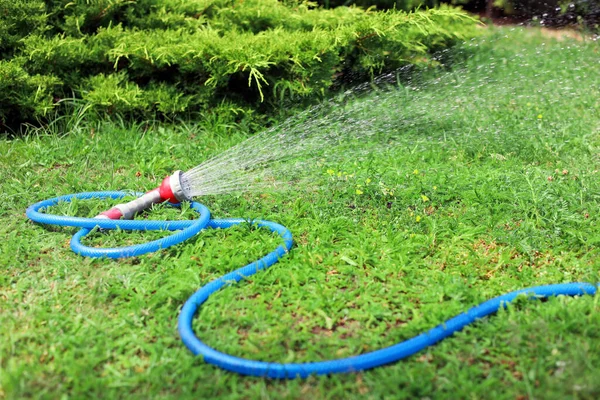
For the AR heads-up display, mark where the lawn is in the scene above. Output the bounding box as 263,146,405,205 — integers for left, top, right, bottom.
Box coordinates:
1,27,599,399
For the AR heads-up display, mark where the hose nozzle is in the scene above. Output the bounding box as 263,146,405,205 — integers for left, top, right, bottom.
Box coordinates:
158,170,190,204
97,171,191,220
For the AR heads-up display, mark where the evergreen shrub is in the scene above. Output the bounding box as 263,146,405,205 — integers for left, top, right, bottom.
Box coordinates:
319,0,599,31
0,0,478,128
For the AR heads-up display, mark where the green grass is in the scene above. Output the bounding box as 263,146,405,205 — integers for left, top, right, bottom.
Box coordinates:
1,27,599,399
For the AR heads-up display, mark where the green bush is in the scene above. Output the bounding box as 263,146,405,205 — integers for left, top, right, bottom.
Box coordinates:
0,0,478,129
317,0,438,11
319,0,599,31
0,0,46,55
0,59,60,125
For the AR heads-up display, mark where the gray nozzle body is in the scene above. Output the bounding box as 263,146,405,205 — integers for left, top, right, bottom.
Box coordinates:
114,189,163,220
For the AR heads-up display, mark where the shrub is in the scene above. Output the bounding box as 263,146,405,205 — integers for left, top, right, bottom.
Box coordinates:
0,0,46,55
317,0,438,11
0,59,60,125
1,0,478,129
319,0,599,31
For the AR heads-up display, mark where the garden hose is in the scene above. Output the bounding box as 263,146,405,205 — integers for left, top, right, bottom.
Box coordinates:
26,184,598,378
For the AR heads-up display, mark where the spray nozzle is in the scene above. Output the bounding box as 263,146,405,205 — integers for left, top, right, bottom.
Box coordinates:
159,170,190,204
97,170,191,220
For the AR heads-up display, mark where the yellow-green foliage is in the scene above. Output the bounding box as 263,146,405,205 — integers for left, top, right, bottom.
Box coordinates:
0,0,46,54
0,0,478,127
0,60,61,124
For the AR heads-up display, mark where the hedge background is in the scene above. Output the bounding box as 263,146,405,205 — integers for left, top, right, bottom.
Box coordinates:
317,0,600,28
0,0,478,130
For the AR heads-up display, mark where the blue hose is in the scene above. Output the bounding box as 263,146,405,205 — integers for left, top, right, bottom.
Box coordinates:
27,191,598,378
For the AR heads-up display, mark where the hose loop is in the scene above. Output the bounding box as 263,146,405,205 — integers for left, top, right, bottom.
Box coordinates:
26,191,211,258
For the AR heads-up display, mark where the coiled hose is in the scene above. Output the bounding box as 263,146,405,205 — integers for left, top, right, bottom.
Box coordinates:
27,191,598,378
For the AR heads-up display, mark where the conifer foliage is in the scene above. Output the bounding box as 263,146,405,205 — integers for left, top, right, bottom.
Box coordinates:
0,0,477,127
